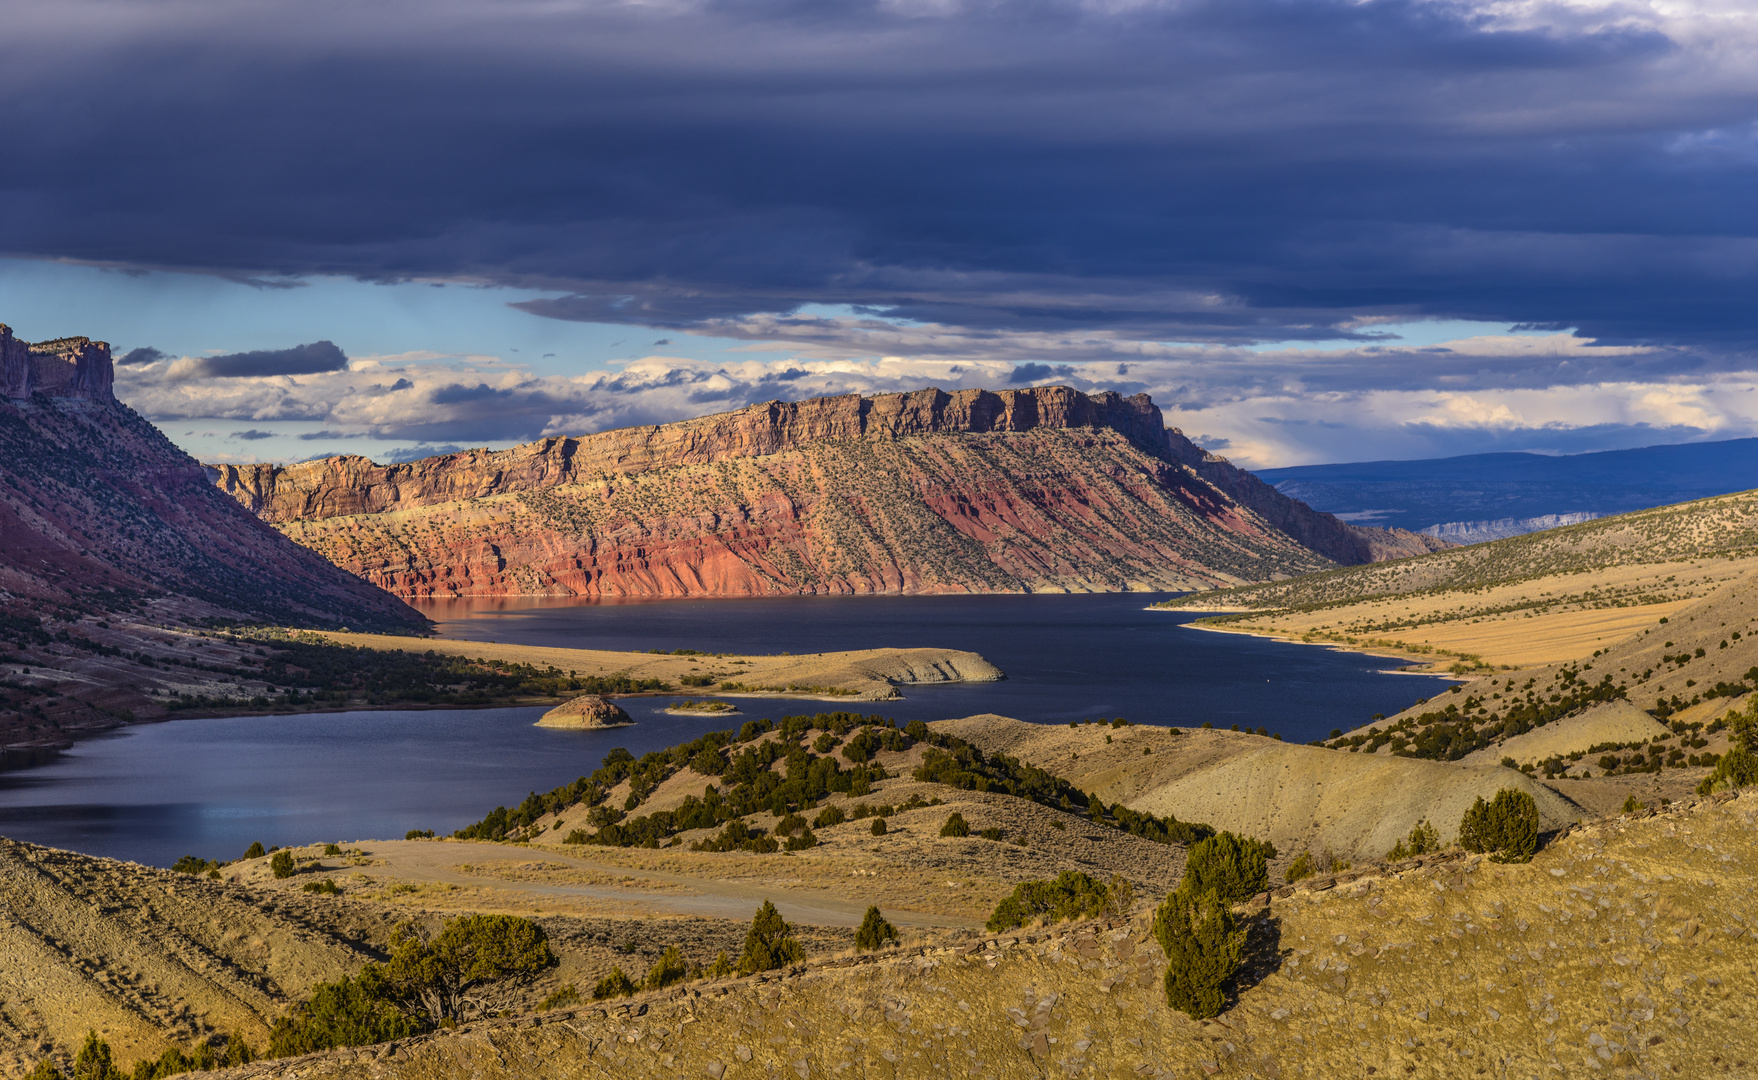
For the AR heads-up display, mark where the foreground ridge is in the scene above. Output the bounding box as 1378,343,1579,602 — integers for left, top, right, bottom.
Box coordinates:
185,792,1757,1080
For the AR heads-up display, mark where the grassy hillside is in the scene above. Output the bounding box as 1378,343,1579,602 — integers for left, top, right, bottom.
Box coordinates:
86,791,1758,1080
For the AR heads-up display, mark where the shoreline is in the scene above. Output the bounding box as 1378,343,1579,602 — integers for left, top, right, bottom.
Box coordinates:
1172,613,1469,679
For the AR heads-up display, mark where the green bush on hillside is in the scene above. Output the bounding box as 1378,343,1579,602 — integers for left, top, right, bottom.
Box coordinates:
267,969,420,1057
269,850,295,879
1697,702,1757,795
591,968,636,1000
855,906,900,951
1385,819,1441,861
1154,889,1245,1020
939,812,970,837
644,946,689,990
985,871,1112,932
1178,832,1275,904
1458,788,1539,864
738,900,806,974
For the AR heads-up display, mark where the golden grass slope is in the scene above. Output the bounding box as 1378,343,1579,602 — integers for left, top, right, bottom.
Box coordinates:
0,839,392,1075
931,716,1582,861
315,631,1003,701
215,791,1758,1080
1161,487,1758,670
1459,700,1673,767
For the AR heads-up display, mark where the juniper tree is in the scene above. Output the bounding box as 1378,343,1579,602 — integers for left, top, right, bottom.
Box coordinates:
737,900,805,974
1458,788,1539,864
854,906,899,951
1178,832,1274,903
1153,890,1245,1020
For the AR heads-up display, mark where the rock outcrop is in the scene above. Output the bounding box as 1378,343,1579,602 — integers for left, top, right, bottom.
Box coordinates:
215,387,1445,599
536,694,634,728
0,325,114,402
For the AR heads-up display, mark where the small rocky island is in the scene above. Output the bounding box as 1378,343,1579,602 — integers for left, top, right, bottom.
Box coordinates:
534,694,635,729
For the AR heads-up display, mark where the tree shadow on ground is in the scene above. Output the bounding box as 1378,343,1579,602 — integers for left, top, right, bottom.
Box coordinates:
1228,913,1285,1004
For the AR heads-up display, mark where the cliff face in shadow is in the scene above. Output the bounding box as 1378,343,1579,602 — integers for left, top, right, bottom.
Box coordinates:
215,387,1443,599
0,324,425,632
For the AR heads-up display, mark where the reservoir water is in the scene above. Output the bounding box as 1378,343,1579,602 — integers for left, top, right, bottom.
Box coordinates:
0,594,1449,866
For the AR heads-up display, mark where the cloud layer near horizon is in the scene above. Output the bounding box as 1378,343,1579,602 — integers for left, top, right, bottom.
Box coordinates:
5,0,1758,355
116,331,1758,469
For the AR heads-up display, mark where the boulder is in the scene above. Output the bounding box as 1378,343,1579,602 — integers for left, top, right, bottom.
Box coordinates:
536,694,634,729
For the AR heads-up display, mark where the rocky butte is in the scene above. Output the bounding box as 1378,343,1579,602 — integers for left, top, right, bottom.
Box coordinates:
215,387,1445,598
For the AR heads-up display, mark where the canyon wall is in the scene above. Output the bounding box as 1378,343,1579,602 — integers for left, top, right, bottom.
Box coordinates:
0,324,426,632
216,387,1443,600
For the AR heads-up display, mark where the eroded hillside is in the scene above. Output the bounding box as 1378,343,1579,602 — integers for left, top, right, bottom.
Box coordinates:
90,791,1758,1080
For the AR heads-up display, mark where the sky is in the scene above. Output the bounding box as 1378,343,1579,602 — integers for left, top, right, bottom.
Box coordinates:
3,0,1757,469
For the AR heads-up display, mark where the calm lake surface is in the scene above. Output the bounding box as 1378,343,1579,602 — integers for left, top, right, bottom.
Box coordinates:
0,594,1449,866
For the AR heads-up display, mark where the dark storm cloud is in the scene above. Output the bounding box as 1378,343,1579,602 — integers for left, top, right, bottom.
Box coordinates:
229,428,274,440
118,346,166,366
3,0,1756,370
184,341,349,379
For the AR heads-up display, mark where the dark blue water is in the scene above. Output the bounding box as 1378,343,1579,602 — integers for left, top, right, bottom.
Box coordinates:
0,594,1447,866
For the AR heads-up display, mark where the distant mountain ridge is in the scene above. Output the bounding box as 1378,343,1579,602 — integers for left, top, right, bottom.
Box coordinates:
1259,437,1758,535
1419,512,1601,545
215,386,1445,599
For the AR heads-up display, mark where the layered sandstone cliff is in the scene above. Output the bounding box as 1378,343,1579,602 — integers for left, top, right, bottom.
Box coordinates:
0,323,425,631
215,387,1442,599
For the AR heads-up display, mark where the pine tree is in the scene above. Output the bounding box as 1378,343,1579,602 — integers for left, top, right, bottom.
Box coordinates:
737,900,805,974
1458,788,1539,863
854,906,899,951
1178,832,1273,903
1153,890,1245,1020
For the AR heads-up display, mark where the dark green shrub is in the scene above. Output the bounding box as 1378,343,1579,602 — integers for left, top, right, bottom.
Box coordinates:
705,952,735,978
73,1032,122,1080
243,842,266,860
563,828,589,844
812,805,846,828
774,812,808,836
1385,819,1441,861
783,828,817,851
324,843,342,856
221,1035,254,1068
1697,707,1757,795
1153,890,1245,1020
985,871,1111,931
26,1058,61,1080
855,906,899,951
939,812,970,837
1178,832,1274,903
978,827,1003,841
870,817,887,836
737,900,805,974
302,879,341,896
591,968,636,999
1284,851,1313,883
644,946,689,990
537,984,580,1011
170,855,219,876
1621,794,1643,814
404,829,435,840
1458,788,1540,864
270,850,295,879
267,969,420,1057
383,914,556,1022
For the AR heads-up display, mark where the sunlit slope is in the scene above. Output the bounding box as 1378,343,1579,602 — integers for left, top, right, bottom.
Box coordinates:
233,792,1758,1080
1159,488,1758,669
930,716,1582,861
